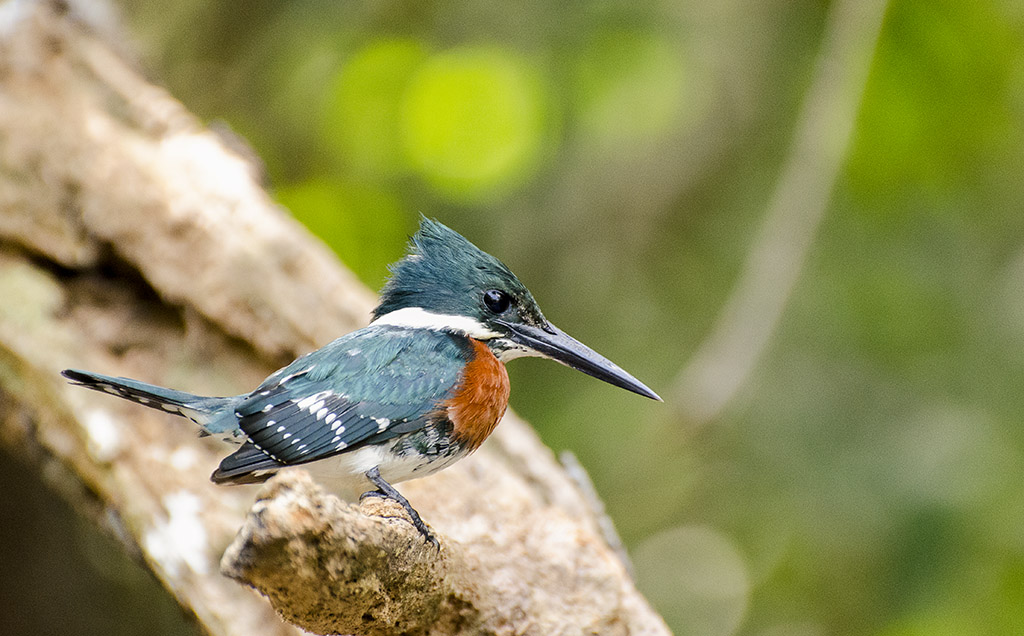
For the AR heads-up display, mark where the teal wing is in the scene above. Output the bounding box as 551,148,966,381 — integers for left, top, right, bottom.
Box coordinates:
212,326,469,484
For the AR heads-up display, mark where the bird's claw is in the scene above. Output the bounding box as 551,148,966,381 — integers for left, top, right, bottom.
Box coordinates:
362,469,440,549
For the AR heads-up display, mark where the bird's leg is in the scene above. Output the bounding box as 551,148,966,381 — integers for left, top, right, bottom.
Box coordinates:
362,466,439,548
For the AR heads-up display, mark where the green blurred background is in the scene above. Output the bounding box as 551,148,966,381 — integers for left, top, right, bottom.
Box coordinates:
7,0,1024,634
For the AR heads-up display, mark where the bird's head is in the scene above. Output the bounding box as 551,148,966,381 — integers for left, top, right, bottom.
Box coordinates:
372,217,661,401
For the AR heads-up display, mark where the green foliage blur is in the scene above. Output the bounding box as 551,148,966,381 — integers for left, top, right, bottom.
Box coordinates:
108,0,1024,634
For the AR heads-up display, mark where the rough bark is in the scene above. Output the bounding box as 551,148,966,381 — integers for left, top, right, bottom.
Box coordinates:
0,1,670,634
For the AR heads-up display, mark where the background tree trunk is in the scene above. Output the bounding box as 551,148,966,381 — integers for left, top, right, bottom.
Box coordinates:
0,1,670,634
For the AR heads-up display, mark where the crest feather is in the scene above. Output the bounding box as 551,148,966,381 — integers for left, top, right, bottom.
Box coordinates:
372,216,533,321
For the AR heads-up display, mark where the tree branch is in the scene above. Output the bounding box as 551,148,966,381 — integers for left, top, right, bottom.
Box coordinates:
0,1,669,634
670,0,889,424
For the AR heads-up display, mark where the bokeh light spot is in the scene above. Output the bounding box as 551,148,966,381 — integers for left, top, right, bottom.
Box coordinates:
845,0,1018,202
572,28,687,149
275,179,408,288
633,525,749,636
400,47,547,201
325,39,427,177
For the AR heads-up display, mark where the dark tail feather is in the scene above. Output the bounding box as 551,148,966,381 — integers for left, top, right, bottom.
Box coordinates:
61,368,217,424
211,441,281,484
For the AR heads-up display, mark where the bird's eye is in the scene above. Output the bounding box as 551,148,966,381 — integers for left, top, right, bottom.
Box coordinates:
483,289,511,314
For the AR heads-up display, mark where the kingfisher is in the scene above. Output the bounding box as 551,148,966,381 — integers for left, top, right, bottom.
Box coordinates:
63,217,660,545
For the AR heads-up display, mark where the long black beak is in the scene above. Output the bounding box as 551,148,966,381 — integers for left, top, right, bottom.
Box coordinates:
497,321,662,401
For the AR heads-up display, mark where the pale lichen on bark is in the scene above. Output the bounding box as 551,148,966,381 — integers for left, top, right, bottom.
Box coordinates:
0,1,670,634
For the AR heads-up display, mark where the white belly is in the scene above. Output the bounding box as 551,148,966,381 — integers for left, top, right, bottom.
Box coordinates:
301,442,469,500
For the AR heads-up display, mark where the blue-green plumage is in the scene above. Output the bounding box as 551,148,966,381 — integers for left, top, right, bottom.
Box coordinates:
374,217,545,326
62,216,660,544
60,369,240,437
211,326,473,483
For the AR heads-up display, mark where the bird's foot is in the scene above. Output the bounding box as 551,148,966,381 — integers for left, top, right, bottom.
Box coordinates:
362,467,439,549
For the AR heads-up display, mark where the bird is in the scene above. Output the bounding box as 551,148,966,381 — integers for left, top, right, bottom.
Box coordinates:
62,217,660,545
